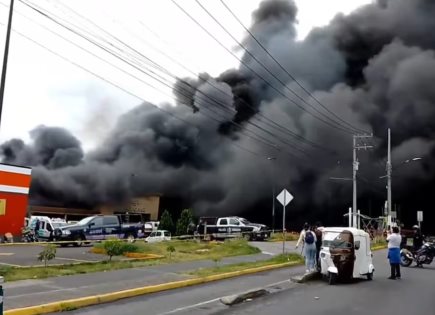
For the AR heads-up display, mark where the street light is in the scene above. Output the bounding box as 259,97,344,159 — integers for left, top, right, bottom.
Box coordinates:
267,157,276,233
379,157,423,179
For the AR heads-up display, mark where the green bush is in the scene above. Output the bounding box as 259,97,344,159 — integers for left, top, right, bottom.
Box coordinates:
121,243,139,253
38,244,57,267
159,210,174,234
176,209,194,236
103,240,140,261
103,239,124,261
166,245,176,259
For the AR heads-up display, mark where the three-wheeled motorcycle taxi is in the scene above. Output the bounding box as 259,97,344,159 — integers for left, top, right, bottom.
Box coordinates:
319,227,375,284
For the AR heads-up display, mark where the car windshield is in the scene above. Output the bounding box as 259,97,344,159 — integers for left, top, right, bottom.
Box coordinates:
77,217,95,226
322,232,353,249
240,218,250,225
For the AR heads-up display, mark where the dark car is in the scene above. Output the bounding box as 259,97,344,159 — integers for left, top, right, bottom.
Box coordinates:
54,215,144,247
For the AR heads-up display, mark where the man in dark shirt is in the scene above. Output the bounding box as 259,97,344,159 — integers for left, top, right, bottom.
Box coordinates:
413,225,424,251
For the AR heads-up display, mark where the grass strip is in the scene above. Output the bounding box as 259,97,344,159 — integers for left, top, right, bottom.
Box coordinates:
186,253,304,277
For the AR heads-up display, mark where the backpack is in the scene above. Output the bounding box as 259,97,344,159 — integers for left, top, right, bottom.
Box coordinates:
305,231,315,244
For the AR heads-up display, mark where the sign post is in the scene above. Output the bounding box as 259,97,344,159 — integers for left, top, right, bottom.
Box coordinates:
276,189,294,254
417,211,423,228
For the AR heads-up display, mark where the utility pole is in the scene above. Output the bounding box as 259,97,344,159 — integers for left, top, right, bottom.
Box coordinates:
0,0,15,130
352,134,373,228
267,157,276,233
387,128,392,227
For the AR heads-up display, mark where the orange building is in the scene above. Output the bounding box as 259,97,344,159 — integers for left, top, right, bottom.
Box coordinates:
0,163,32,236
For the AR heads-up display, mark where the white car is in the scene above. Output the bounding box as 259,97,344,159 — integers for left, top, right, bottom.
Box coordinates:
145,230,171,243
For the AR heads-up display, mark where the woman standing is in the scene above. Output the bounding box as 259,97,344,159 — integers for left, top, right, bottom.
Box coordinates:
387,226,402,280
296,224,317,273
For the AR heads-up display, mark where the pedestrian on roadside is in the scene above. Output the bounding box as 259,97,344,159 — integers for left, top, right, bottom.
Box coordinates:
296,223,317,273
387,226,402,280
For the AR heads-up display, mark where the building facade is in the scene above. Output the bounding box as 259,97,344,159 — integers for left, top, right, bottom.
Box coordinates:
28,195,161,222
0,164,32,236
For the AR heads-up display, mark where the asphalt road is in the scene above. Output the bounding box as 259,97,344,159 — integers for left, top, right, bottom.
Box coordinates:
0,244,104,266
51,249,435,315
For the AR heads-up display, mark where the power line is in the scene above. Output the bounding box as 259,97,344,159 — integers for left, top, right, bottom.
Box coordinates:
8,2,307,159
0,20,270,160
173,0,354,134
219,0,369,134
47,0,331,153
18,0,317,157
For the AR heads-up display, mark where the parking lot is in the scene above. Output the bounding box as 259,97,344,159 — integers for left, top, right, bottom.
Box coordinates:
0,243,107,267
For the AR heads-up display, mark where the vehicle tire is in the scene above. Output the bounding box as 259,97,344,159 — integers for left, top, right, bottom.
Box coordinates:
400,253,413,267
328,272,337,285
366,272,373,281
126,234,136,243
243,233,251,241
74,235,85,247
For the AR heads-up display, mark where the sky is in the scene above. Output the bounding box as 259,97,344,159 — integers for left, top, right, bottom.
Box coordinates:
0,0,372,151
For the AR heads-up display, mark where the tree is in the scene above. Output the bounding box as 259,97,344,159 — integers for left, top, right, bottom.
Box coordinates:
38,244,57,267
176,209,194,236
159,210,174,234
166,245,175,259
103,239,124,262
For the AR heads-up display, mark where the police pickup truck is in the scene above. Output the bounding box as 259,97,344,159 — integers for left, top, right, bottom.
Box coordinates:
53,215,145,246
197,216,270,241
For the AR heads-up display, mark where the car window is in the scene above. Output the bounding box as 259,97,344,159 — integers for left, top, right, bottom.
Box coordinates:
164,231,170,237
229,218,239,225
149,232,156,237
103,216,119,225
46,223,53,232
220,219,228,225
40,221,46,229
92,217,104,227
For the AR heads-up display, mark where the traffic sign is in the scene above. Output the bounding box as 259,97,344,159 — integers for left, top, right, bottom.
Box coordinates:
417,211,423,222
276,189,294,207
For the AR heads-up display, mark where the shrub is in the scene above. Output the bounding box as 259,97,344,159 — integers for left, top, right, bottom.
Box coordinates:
159,210,174,234
38,244,57,267
121,243,139,253
176,209,194,236
103,239,124,261
166,245,176,259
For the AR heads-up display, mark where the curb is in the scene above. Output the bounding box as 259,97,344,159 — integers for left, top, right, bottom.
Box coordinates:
4,261,302,315
371,245,387,251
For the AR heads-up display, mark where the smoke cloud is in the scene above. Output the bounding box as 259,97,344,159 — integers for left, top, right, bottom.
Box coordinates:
2,0,435,228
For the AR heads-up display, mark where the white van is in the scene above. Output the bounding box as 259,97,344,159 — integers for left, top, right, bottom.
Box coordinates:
145,230,171,243
27,216,67,240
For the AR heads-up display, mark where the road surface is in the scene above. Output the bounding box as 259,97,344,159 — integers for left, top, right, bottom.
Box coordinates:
50,249,435,315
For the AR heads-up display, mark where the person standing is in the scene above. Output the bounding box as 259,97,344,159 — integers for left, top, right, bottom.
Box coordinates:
387,226,402,280
296,224,317,273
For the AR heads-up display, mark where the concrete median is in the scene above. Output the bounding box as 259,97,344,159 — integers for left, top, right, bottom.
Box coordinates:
4,260,302,315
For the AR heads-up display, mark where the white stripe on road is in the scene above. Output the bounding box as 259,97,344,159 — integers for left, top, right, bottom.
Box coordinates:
156,279,291,315
261,251,275,256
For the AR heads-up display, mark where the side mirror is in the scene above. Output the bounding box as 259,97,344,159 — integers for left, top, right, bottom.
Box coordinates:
354,241,360,250
88,222,95,228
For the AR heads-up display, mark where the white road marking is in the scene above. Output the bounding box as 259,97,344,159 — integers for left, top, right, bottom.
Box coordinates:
261,251,275,256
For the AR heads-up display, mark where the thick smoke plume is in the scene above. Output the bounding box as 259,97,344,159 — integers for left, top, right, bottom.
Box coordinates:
2,0,435,228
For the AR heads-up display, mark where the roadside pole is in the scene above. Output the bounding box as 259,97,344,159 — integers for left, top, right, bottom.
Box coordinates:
282,192,286,254
276,189,294,255
0,276,3,315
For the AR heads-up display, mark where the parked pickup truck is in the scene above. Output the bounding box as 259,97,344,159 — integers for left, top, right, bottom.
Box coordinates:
53,215,145,246
197,216,270,241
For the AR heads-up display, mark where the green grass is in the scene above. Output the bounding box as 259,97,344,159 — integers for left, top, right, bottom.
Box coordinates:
269,233,300,242
0,239,260,282
187,253,304,277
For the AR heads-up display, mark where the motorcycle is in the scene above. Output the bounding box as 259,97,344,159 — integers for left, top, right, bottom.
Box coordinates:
400,241,435,267
21,228,38,242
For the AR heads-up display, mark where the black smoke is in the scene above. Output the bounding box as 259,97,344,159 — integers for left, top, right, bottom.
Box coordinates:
2,0,435,231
